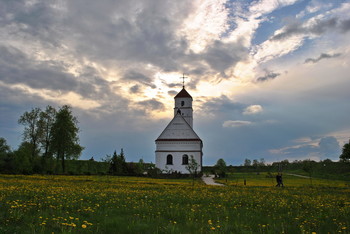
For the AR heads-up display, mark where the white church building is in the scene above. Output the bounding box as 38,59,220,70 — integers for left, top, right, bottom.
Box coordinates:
155,86,203,174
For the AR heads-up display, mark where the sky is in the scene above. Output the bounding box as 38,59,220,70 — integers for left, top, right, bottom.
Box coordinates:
1,0,350,166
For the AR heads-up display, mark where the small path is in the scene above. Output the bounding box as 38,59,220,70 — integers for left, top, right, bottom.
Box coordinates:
201,175,225,186
286,173,311,179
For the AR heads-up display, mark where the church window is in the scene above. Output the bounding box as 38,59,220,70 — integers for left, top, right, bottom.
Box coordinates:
166,154,173,165
182,154,189,165
181,101,185,106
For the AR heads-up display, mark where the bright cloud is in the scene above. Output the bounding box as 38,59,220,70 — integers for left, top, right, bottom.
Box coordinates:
243,105,263,115
223,120,253,128
0,0,349,165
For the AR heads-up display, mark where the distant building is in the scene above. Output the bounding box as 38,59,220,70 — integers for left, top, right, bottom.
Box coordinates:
155,86,203,173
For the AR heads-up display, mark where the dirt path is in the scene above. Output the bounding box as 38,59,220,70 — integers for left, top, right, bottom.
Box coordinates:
201,175,225,186
286,173,311,179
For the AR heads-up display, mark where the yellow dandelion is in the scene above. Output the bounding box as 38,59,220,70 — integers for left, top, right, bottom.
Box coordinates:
82,224,87,228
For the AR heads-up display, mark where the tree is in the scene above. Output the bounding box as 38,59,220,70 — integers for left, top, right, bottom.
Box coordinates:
252,159,259,168
244,158,251,166
185,155,199,185
215,158,227,178
13,142,33,174
340,140,350,162
50,105,83,173
109,149,127,175
302,159,316,185
259,158,266,167
39,105,56,158
18,107,43,160
0,137,10,155
0,137,13,173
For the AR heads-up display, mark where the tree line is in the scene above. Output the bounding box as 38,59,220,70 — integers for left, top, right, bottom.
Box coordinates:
0,105,83,174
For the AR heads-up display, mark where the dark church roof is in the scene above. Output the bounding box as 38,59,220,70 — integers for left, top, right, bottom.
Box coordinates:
174,88,192,99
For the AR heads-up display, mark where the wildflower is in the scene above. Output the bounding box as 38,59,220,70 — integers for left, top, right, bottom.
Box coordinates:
82,224,87,228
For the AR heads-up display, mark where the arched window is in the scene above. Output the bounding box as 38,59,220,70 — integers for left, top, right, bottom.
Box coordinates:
182,154,189,165
181,101,185,106
166,154,173,165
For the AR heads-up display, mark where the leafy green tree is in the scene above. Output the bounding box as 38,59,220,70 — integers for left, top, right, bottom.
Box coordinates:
39,105,56,158
259,158,266,166
13,142,33,174
244,158,251,166
0,137,10,154
18,107,43,160
302,159,316,185
50,105,83,173
38,106,57,172
252,159,259,168
135,159,145,175
186,155,199,185
215,158,227,178
109,149,127,175
340,140,350,162
0,137,13,173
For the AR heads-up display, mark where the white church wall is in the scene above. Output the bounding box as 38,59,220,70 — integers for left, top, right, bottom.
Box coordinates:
155,151,202,174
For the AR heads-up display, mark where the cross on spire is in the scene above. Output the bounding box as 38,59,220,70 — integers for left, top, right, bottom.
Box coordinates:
180,73,187,88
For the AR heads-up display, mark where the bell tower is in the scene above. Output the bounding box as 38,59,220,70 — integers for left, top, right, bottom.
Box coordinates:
174,88,193,128
174,75,193,127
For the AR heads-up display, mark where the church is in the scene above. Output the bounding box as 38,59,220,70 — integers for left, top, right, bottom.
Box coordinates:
155,84,203,174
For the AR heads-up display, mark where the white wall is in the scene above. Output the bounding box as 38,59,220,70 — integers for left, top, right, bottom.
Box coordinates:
156,141,202,174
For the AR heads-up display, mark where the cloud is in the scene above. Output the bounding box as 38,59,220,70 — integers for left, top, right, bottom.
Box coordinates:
256,70,281,82
271,16,350,42
304,53,341,64
243,105,263,115
270,136,341,160
222,120,253,128
201,40,248,74
129,85,141,94
271,17,338,41
340,18,350,32
123,70,156,88
168,90,178,96
197,95,245,117
318,136,341,158
136,99,165,111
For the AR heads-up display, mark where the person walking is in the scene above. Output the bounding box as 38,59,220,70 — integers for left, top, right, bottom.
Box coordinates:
276,173,284,187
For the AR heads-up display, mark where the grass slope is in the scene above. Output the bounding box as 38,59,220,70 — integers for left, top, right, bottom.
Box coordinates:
0,174,349,233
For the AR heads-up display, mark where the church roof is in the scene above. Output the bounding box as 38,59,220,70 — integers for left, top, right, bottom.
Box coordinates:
174,88,192,99
155,113,201,142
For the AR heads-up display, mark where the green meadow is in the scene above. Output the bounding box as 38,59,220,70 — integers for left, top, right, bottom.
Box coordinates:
0,174,349,233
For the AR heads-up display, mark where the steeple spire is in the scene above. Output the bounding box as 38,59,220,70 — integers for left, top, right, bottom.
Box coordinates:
180,73,187,88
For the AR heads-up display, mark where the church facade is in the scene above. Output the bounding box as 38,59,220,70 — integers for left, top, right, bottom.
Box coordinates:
155,87,203,174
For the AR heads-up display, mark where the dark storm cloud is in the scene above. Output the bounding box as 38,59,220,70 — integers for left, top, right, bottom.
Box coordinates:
271,17,350,41
129,85,141,94
304,53,341,64
61,0,193,71
340,18,350,32
0,46,78,92
256,70,281,82
198,95,245,117
137,99,165,111
201,40,248,74
123,70,156,88
0,45,117,103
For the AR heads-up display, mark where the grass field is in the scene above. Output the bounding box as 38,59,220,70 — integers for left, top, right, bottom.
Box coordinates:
1,174,349,233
